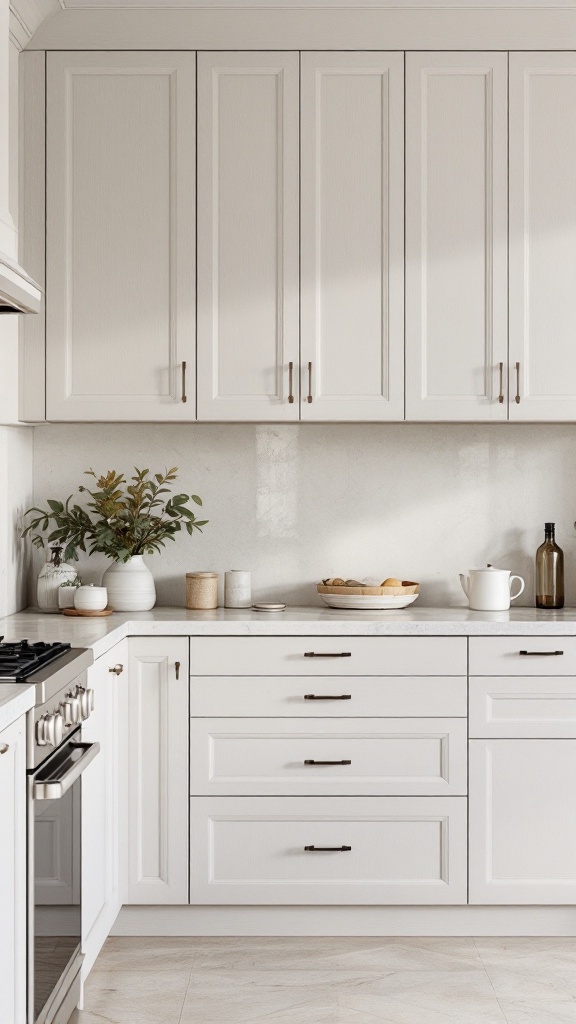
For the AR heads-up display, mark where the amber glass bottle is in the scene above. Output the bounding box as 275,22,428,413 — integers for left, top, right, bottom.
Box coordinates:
536,523,564,609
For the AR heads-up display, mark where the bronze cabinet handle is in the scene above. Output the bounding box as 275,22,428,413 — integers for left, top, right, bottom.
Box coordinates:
0,743,9,755
108,664,124,675
304,694,351,700
288,362,294,404
304,759,351,765
175,661,181,680
519,650,564,656
307,361,313,403
498,362,504,404
304,652,351,658
515,361,521,404
305,845,351,852
182,361,187,404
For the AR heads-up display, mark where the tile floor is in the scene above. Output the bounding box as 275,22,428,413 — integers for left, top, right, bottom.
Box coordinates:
74,936,576,1023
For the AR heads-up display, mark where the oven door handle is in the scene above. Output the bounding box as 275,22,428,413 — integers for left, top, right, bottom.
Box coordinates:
33,741,100,800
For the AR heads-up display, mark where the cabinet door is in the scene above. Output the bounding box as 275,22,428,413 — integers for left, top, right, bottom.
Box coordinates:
509,53,576,420
126,638,189,903
405,53,508,421
197,52,299,421
46,52,196,421
300,53,404,421
470,739,576,903
82,641,126,975
0,717,26,1024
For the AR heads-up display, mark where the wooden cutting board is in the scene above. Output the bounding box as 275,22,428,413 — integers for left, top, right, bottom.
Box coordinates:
62,606,114,617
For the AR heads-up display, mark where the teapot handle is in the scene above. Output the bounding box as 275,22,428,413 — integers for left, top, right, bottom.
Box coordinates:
510,575,525,602
459,574,469,598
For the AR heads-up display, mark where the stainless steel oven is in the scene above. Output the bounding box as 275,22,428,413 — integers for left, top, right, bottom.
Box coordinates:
28,728,99,1024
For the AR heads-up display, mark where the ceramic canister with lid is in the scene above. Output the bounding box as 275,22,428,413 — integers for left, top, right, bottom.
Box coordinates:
224,570,252,608
186,572,218,610
74,585,108,612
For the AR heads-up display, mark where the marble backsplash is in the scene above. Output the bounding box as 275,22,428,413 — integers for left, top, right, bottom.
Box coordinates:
30,422,576,608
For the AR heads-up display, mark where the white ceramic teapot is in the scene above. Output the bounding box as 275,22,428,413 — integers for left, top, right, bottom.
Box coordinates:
459,565,525,611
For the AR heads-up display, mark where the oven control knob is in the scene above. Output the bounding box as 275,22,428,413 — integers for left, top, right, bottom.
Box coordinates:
60,694,80,726
44,712,64,747
35,716,48,746
77,687,94,720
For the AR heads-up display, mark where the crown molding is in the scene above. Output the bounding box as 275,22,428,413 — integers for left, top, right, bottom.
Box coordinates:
26,5,576,49
10,0,60,49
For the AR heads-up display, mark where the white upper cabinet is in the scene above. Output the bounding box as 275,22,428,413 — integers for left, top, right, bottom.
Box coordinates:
405,52,508,421
197,52,300,421
300,53,404,421
46,52,196,421
509,53,576,420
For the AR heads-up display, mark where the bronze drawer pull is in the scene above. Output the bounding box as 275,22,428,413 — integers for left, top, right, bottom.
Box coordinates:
288,362,294,404
519,649,564,656
304,759,351,766
305,845,351,852
108,664,124,675
498,362,504,404
515,361,521,404
307,361,313,403
304,694,351,700
182,361,187,403
304,652,351,658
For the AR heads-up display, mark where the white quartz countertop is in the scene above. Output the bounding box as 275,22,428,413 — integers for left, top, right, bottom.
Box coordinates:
0,682,35,733
3,605,576,661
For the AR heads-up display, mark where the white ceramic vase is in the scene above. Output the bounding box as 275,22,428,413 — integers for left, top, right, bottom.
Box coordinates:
102,555,156,611
37,547,78,613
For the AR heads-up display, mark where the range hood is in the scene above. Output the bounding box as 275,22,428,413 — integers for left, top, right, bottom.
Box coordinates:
0,252,42,314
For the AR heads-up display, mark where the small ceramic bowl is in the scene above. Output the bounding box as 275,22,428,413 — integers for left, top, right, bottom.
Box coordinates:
74,585,108,612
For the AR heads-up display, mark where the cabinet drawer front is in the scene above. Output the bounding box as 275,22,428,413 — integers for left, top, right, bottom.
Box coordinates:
469,637,576,675
189,796,467,904
191,676,467,718
190,718,467,796
190,637,466,676
470,676,576,738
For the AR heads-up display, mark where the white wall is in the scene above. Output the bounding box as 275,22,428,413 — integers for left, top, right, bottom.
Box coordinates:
30,422,576,608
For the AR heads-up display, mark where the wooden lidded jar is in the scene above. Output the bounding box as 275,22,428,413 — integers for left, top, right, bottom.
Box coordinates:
186,572,218,610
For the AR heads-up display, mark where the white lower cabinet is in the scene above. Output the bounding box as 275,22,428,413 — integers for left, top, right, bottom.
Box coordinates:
469,739,576,904
82,641,126,974
189,796,467,904
0,715,26,1024
126,638,189,904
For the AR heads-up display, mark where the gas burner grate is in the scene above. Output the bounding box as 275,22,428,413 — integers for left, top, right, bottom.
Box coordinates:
0,639,72,681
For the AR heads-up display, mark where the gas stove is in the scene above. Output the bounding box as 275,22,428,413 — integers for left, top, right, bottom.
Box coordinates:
0,638,75,681
0,638,94,711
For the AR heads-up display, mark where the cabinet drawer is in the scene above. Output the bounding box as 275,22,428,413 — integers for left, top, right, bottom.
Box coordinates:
190,717,467,796
469,637,576,675
469,676,576,738
190,637,466,676
191,676,467,718
189,796,467,904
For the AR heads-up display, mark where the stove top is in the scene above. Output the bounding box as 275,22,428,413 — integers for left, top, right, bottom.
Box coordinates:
0,639,73,682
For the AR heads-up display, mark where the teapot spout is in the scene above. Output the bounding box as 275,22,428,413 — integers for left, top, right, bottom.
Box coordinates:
459,573,469,598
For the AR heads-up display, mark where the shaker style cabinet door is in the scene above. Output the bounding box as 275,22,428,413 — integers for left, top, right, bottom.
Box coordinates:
46,52,196,420
300,53,404,420
405,53,508,421
469,739,576,904
197,52,299,421
125,638,189,904
509,53,576,420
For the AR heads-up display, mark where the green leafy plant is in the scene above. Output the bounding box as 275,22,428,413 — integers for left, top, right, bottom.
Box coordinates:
22,467,207,563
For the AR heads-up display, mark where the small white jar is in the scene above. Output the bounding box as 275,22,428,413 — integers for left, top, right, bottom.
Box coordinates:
224,570,252,608
74,585,108,612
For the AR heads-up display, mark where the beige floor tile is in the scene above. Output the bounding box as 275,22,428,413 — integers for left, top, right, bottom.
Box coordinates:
178,970,338,1023
78,969,191,1024
91,936,200,973
498,1000,576,1023
337,969,508,1024
189,936,480,974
